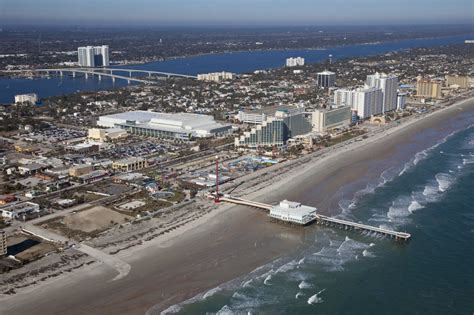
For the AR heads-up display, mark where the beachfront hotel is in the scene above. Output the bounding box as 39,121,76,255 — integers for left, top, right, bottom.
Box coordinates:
416,79,442,99
235,108,312,148
97,111,233,140
312,106,352,133
334,86,383,119
365,72,398,112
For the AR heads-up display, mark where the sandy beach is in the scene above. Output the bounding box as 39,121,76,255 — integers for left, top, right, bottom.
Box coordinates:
1,96,473,315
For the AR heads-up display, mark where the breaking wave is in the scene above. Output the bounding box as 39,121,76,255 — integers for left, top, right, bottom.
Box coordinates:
307,289,326,305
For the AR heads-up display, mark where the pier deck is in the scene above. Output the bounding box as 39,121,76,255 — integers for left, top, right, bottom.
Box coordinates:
218,194,411,242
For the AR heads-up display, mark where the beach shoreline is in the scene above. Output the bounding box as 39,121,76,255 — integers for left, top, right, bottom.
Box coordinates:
1,96,473,315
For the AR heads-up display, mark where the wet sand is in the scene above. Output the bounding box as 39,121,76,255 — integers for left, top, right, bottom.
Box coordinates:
1,97,473,315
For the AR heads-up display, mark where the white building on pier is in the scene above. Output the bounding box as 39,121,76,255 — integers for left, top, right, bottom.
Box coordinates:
269,200,317,225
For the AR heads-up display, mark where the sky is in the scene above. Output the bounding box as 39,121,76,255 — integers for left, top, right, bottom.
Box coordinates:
0,0,473,26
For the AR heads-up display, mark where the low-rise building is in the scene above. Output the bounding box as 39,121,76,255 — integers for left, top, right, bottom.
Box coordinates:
66,143,100,154
69,164,93,177
88,128,128,141
112,157,148,172
18,163,48,176
312,106,351,133
78,170,108,183
0,195,16,205
269,200,317,225
1,202,40,220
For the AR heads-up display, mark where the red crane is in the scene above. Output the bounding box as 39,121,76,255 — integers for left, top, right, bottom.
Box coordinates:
214,155,220,203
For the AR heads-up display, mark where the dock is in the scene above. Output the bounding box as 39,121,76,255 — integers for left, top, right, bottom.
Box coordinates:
217,194,411,242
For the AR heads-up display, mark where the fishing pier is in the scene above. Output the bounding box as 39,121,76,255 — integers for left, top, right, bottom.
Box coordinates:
216,194,411,242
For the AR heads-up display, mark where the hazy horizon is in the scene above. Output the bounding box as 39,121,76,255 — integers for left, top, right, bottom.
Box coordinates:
1,0,473,26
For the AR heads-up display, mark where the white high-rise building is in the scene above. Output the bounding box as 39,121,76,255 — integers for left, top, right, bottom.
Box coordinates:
78,45,109,67
286,57,305,67
78,46,95,67
334,87,383,119
397,93,407,110
366,72,398,112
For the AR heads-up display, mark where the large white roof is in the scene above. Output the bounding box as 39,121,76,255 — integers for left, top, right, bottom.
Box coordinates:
98,111,231,136
269,199,317,224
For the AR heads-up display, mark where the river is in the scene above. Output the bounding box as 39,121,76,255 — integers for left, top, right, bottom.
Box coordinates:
0,34,469,104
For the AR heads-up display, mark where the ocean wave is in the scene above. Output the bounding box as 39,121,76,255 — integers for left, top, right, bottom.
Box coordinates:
463,158,474,165
159,304,182,315
263,274,272,286
203,286,223,299
298,280,313,289
362,249,376,257
435,173,454,192
216,305,235,315
408,200,424,213
307,289,326,305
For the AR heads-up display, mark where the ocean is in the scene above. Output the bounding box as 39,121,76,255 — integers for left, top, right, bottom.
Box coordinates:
161,114,474,314
0,34,469,104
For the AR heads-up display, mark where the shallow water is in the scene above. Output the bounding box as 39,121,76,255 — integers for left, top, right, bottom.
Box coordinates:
162,120,474,314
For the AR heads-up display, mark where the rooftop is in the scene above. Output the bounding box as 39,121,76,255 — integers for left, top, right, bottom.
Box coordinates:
269,200,317,225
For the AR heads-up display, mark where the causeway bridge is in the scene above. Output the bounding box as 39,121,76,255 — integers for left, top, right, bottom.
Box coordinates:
217,194,411,242
1,67,197,84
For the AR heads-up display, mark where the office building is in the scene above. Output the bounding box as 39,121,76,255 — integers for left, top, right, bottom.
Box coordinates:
78,45,109,67
317,71,336,88
312,106,351,133
286,57,305,67
197,72,234,82
98,111,232,140
0,230,6,257
366,72,398,112
235,108,312,148
445,75,470,89
112,157,148,172
334,87,383,119
14,93,38,104
416,79,442,99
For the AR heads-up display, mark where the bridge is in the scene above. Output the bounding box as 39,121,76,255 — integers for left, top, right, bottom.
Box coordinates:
1,67,197,84
217,194,411,242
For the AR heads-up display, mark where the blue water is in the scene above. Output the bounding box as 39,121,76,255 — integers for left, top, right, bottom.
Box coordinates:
0,34,469,104
163,115,474,314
